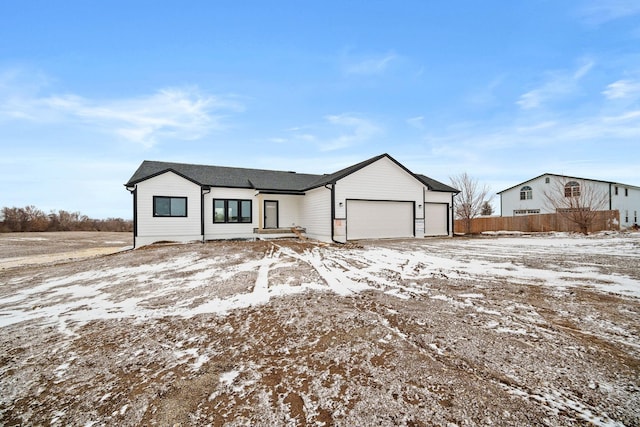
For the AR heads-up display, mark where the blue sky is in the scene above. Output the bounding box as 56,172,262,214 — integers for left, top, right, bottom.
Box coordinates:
1,1,639,219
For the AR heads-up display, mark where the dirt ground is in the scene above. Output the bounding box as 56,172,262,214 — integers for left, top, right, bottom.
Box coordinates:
0,231,132,269
0,232,638,426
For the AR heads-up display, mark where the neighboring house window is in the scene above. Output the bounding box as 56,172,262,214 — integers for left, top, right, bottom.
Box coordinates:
635,211,637,223
214,199,252,223
625,210,629,223
153,196,187,217
545,177,550,184
564,181,580,197
520,186,533,200
615,186,619,195
558,207,589,213
625,188,628,197
514,209,540,215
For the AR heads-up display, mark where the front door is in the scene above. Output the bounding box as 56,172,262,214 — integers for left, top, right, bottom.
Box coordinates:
264,200,279,229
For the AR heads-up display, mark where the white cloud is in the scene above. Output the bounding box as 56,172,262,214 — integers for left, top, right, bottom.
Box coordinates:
343,53,397,75
603,109,640,122
406,116,424,129
320,114,381,151
424,110,640,160
274,115,380,151
267,137,288,144
579,0,640,25
602,79,640,99
517,60,594,110
573,60,594,79
0,70,242,147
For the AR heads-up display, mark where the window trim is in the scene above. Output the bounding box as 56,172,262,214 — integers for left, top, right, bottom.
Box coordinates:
564,181,581,197
213,199,252,223
520,186,532,200
153,196,188,217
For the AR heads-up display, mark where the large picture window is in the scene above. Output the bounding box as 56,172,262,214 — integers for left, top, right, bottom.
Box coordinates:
153,196,187,217
214,199,252,223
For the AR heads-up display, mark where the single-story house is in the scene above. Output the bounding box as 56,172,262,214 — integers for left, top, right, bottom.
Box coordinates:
124,153,459,247
498,173,639,228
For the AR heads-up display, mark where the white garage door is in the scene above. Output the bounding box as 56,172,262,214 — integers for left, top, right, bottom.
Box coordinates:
424,203,448,236
347,200,414,240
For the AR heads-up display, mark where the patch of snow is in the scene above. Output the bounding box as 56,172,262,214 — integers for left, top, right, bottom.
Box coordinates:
220,370,240,386
506,385,626,427
459,293,484,299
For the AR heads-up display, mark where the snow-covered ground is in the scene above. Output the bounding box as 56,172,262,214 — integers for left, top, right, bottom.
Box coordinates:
1,232,639,426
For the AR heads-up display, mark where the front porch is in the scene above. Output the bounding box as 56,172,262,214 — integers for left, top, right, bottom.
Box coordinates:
253,227,306,239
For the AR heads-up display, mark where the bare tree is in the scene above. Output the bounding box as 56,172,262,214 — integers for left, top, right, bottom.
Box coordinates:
450,173,492,234
1,205,133,232
543,178,609,234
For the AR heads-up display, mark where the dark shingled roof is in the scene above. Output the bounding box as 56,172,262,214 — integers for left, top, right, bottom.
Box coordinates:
415,174,460,193
125,153,459,194
125,161,322,192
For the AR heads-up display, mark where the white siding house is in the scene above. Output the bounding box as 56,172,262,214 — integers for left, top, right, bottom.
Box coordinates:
498,173,640,229
125,153,459,247
132,171,203,247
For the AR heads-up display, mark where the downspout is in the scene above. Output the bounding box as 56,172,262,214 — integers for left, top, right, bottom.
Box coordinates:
609,183,612,211
325,183,342,244
125,185,137,248
201,186,211,243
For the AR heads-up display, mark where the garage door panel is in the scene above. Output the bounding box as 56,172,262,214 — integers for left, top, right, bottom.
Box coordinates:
347,200,413,240
424,203,448,236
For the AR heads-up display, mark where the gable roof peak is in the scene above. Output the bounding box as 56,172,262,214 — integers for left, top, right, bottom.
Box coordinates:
126,153,460,194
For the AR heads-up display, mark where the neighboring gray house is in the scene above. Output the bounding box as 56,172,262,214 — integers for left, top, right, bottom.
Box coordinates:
498,173,640,228
125,153,459,247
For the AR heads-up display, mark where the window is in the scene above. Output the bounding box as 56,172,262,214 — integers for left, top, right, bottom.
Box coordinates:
564,181,580,197
214,199,252,223
625,210,629,223
635,211,637,223
557,207,589,213
545,177,550,184
520,186,533,200
514,209,540,215
615,186,619,195
625,188,629,197
153,196,187,217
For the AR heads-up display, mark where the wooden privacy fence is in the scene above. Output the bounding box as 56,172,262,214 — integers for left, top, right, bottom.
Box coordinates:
455,210,620,234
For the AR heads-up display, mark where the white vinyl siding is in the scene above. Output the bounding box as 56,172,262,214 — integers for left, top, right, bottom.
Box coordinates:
347,200,413,240
334,157,424,219
135,171,202,245
300,186,331,241
500,175,640,227
613,186,640,226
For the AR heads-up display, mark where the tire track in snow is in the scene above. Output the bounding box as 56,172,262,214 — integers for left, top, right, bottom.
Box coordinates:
275,246,371,296
253,244,279,297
